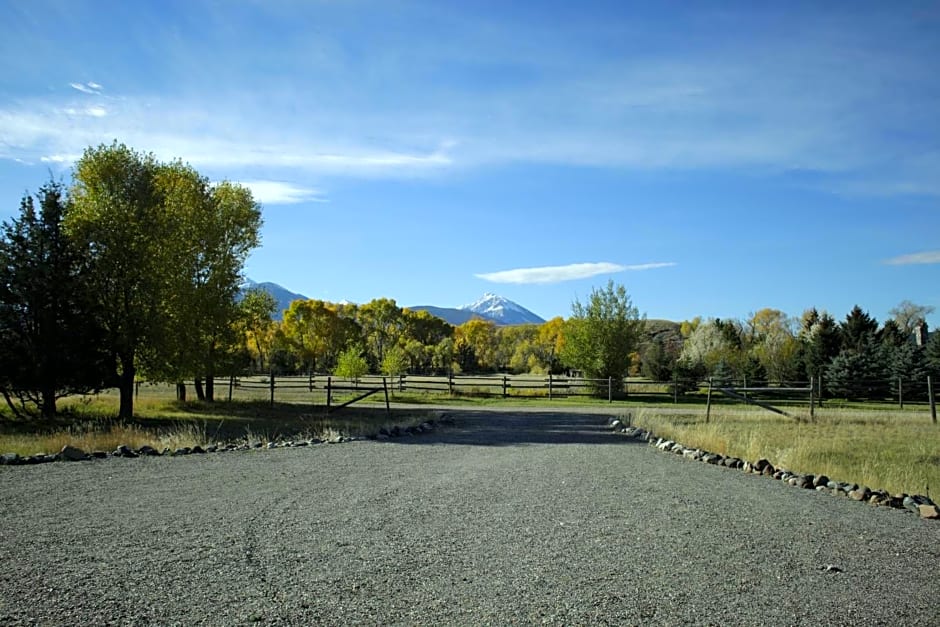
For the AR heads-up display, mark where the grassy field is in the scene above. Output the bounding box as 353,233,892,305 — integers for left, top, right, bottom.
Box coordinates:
631,406,940,497
0,393,433,457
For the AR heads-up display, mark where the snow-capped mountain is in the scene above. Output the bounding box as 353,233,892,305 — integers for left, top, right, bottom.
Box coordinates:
458,293,545,325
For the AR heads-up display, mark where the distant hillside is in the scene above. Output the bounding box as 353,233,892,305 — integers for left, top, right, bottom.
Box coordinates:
406,306,486,326
240,279,307,320
645,319,682,338
410,294,545,327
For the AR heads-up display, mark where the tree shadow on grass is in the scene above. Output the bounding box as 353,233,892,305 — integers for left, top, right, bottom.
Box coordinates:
1,400,641,448
0,400,427,443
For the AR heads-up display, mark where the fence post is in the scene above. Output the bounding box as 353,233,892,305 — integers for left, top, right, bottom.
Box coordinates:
383,377,391,418
502,375,507,398
673,371,678,404
608,377,612,403
743,375,748,404
809,378,815,421
706,378,712,423
929,375,936,424
269,371,275,406
228,375,234,402
899,376,904,410
308,370,313,393
818,374,824,408
327,376,332,409
448,371,454,396
548,372,553,400
399,374,404,393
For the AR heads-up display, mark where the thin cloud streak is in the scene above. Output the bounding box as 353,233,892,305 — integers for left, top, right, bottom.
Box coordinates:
69,82,102,94
236,180,327,205
622,262,678,271
884,251,940,265
476,261,675,284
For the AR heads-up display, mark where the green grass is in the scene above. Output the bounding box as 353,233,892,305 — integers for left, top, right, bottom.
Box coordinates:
631,406,940,497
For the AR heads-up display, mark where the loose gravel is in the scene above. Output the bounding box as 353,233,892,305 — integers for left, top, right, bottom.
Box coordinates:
1,410,938,625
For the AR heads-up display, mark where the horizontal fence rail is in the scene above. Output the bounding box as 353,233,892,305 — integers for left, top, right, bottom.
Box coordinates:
147,373,937,421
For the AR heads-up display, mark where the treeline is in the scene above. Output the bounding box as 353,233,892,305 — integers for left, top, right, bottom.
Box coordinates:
244,282,639,392
642,303,940,399
254,295,940,402
242,294,566,378
0,143,262,418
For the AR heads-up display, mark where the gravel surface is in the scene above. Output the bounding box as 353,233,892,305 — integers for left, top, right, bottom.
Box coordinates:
1,410,939,625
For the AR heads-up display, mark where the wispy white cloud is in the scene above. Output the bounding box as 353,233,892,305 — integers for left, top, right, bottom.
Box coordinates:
235,180,327,205
69,81,102,95
884,251,940,265
39,154,79,164
621,262,678,271
63,106,107,118
475,261,675,284
0,94,453,179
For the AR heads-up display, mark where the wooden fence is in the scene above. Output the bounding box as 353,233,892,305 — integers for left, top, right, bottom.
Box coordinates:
209,373,935,420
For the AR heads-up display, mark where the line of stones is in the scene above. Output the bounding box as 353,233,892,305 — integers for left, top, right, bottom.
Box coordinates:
0,418,446,467
608,418,940,521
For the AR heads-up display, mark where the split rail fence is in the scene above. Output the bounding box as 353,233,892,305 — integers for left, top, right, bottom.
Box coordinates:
190,372,938,421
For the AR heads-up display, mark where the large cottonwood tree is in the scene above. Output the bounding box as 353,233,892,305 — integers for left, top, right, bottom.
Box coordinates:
67,142,261,416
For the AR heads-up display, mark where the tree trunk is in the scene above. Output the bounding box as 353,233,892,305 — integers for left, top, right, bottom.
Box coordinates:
176,382,187,401
118,353,135,419
0,387,24,419
194,378,205,401
205,375,215,402
40,385,57,418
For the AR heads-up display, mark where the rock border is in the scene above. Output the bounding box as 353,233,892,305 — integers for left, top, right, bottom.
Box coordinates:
607,416,940,521
0,414,453,468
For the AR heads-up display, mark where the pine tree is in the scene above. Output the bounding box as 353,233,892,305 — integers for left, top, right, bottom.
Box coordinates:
840,305,879,352
0,181,110,417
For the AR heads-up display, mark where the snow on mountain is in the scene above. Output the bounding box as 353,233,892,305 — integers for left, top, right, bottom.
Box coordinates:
458,293,545,325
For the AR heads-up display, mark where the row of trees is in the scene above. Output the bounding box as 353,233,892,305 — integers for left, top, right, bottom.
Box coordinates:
239,282,637,384
642,302,940,399
0,142,262,418
249,287,939,402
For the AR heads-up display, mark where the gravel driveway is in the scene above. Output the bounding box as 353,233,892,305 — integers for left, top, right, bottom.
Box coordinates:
1,410,938,625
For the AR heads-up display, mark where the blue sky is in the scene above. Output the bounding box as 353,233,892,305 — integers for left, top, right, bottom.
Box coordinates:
1,1,938,326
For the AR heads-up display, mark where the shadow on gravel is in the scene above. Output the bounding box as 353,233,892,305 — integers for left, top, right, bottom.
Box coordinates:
387,411,643,447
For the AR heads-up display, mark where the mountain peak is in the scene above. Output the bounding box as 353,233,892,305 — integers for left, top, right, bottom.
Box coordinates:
459,293,545,325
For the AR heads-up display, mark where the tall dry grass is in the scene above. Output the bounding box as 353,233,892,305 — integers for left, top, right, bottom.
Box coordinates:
632,406,940,497
0,421,209,457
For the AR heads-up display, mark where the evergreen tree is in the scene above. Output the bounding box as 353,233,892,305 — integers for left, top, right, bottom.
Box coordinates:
887,341,927,400
640,336,674,382
925,332,940,378
0,181,110,417
803,312,841,379
840,305,879,351
880,320,907,349
826,343,888,400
